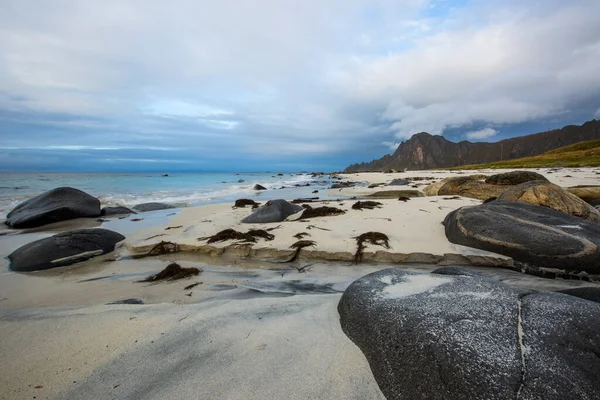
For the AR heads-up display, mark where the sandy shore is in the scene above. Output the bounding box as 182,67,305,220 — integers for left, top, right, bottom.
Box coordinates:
1,166,599,399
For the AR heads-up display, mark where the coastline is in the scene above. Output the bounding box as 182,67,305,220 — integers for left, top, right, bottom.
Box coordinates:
1,166,600,399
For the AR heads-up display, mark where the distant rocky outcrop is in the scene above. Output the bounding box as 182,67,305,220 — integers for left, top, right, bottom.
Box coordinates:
345,119,600,171
338,268,600,400
5,187,101,228
9,228,125,272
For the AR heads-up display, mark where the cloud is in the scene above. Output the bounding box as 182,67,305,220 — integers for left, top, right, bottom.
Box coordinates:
0,0,599,171
465,128,498,140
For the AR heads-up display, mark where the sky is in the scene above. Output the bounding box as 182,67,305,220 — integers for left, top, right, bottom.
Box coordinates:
1,0,599,172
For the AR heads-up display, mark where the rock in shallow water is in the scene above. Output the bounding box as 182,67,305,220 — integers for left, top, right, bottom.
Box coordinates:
443,200,600,273
5,187,101,228
132,202,175,212
338,268,600,400
101,206,137,216
241,199,303,223
8,228,125,272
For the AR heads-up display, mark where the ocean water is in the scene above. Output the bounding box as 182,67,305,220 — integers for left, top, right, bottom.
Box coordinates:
0,172,339,218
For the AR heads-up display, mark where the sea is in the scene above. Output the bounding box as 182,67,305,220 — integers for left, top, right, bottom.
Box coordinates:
0,172,342,218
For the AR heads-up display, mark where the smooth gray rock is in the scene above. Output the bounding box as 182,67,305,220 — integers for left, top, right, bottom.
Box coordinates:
338,268,600,400
485,171,549,185
132,203,175,212
5,187,101,228
101,206,137,216
8,228,125,272
443,200,600,273
241,199,303,223
387,178,409,186
556,287,600,304
253,184,267,190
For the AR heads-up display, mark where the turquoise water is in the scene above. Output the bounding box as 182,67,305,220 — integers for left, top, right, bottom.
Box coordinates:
0,172,337,218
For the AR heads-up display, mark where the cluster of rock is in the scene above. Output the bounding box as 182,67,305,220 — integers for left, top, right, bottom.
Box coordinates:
423,171,600,275
3,187,180,272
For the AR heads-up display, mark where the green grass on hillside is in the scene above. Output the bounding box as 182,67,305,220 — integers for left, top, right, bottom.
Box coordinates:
447,140,600,170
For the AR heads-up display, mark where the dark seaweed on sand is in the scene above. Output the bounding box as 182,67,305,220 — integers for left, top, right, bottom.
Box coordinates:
234,199,261,209
352,201,383,210
294,232,310,239
140,262,202,282
291,197,319,204
133,241,180,259
398,197,411,202
353,232,390,263
285,240,317,263
298,206,345,220
199,228,274,244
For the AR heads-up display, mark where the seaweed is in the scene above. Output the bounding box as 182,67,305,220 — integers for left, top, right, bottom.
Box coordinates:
140,262,202,282
294,232,310,239
352,201,383,210
184,282,202,290
398,197,411,202
199,228,275,244
234,199,261,209
298,206,345,219
285,240,317,263
442,196,461,200
291,197,319,203
133,241,180,259
247,229,275,241
165,225,183,230
353,232,390,263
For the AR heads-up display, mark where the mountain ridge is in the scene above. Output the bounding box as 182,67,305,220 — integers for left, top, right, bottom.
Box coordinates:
344,120,600,172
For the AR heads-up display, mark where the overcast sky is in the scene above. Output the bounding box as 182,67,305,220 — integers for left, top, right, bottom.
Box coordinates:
1,0,599,172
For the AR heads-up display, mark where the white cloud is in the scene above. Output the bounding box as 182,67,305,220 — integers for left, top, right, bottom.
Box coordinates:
0,0,598,165
465,128,498,140
382,141,400,150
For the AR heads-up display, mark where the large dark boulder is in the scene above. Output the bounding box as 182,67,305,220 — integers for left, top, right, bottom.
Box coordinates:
5,187,101,228
8,228,125,272
443,200,600,273
132,203,175,212
367,190,424,199
485,171,549,185
101,206,137,216
498,181,600,223
241,199,302,223
338,268,600,400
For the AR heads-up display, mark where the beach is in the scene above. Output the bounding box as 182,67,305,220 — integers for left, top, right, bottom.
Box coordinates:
1,167,600,399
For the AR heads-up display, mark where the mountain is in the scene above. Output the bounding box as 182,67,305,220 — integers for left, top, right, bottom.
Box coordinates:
344,120,600,172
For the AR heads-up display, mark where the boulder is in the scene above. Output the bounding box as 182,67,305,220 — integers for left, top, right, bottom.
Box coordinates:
443,200,600,273
567,186,600,203
387,178,409,186
438,177,507,201
8,228,125,272
241,199,303,223
132,203,175,212
423,180,445,196
101,206,137,216
485,171,549,185
556,287,600,304
338,268,600,400
367,190,424,199
253,184,267,190
330,182,353,189
5,187,101,228
497,181,600,223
